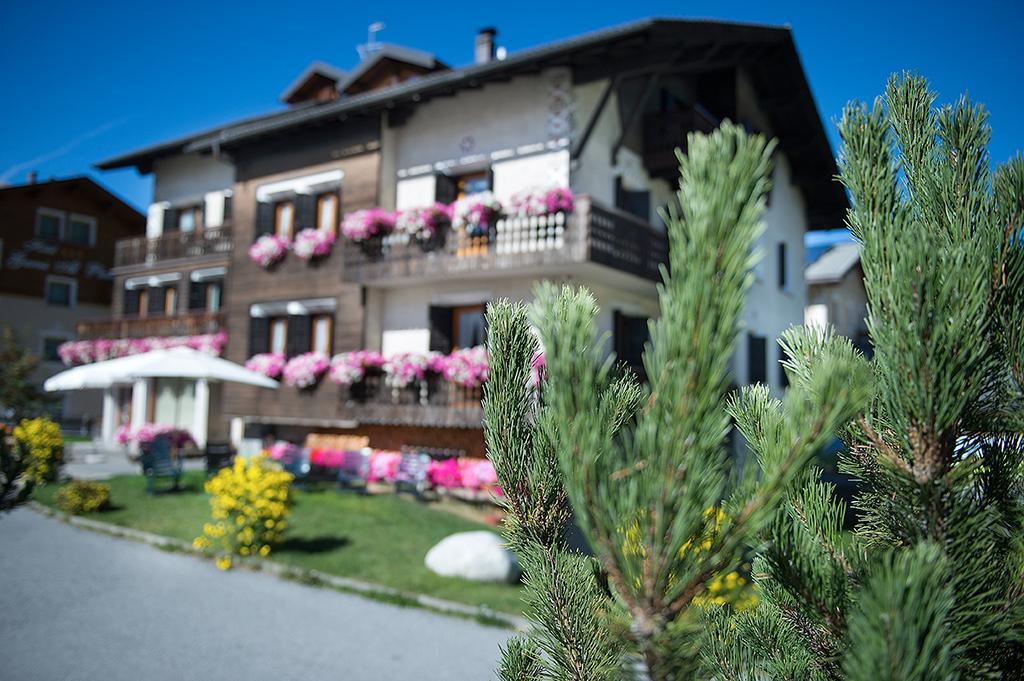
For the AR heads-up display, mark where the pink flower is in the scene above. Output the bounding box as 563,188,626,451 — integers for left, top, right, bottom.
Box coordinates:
451,192,502,236
328,350,385,386
248,234,290,267
341,208,396,242
395,203,451,242
292,228,336,261
508,186,575,218
119,423,195,448
282,352,330,389
245,353,286,379
57,332,227,366
443,346,489,388
530,351,546,388
383,352,438,388
367,451,402,483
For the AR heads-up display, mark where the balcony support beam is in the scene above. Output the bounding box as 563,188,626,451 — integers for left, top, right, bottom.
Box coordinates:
572,74,620,161
611,71,660,165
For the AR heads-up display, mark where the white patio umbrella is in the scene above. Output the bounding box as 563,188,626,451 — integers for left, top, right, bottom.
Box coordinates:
43,352,155,391
121,347,279,388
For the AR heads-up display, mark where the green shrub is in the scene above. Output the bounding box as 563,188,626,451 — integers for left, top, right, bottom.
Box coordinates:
14,417,64,484
55,480,111,514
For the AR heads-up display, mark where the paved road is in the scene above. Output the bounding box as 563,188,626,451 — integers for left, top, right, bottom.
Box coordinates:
0,510,511,681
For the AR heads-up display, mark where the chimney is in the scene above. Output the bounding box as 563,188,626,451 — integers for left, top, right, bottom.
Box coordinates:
475,27,497,64
27,170,37,184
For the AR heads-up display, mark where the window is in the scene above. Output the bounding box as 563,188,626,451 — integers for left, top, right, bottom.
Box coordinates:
45,276,75,307
178,205,202,233
615,177,651,222
452,304,486,350
316,193,338,234
138,288,149,318
270,318,288,355
312,315,333,354
42,337,66,363
455,172,490,199
777,242,788,290
163,286,177,316
67,214,96,246
747,333,767,385
778,344,790,389
36,208,64,240
275,200,294,239
614,311,650,380
206,281,222,312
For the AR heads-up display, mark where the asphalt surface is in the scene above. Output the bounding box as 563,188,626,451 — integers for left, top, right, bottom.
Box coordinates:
0,509,511,681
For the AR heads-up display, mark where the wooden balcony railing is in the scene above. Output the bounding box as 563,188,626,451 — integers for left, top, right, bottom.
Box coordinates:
76,311,225,340
114,226,233,269
342,196,667,285
342,373,484,429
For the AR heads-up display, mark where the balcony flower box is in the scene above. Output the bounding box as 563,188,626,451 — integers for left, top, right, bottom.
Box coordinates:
248,234,290,268
245,352,287,379
292,228,336,262
451,191,503,238
395,203,451,251
342,208,396,258
329,350,386,386
509,186,575,218
282,352,330,389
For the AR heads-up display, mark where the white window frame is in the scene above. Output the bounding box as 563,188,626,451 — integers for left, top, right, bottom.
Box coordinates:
67,213,98,247
35,207,66,241
44,275,77,307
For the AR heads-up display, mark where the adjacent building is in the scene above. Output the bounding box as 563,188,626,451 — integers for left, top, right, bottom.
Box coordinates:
804,242,870,355
89,18,846,454
0,176,145,423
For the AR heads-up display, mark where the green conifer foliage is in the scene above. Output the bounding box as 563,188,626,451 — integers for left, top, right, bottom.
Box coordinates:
706,74,1024,679
484,122,870,679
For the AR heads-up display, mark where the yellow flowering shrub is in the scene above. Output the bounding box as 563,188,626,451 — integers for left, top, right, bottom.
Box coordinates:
13,417,63,484
54,480,111,514
620,507,757,611
193,454,292,569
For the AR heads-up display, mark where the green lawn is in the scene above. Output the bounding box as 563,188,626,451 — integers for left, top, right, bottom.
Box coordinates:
35,471,523,614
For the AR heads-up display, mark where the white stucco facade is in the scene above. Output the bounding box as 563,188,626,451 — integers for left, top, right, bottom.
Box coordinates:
148,154,235,237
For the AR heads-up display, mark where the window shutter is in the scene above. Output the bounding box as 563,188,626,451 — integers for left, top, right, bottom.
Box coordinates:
255,202,274,237
188,281,207,310
163,208,180,233
147,287,166,316
123,289,140,315
222,195,232,224
286,314,312,357
296,194,316,230
747,333,767,385
248,317,270,356
778,345,790,389
777,242,788,289
614,310,649,380
434,174,457,205
428,306,453,353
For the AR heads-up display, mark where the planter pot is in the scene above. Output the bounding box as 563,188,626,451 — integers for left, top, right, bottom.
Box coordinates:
358,236,385,259
416,228,448,252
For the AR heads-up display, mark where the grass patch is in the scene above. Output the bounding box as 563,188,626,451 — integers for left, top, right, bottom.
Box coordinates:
35,471,523,614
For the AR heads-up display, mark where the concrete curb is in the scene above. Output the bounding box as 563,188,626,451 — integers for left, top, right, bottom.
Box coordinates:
29,502,528,631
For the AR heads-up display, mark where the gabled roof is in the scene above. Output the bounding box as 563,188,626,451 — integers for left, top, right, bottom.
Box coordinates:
339,44,447,95
96,17,848,227
0,175,145,224
806,242,860,284
280,61,348,104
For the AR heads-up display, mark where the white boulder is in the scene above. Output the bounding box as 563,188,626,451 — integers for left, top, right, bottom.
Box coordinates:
424,531,520,583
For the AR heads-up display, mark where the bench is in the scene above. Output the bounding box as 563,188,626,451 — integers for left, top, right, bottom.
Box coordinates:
336,448,371,493
205,442,234,476
394,452,431,498
140,437,183,494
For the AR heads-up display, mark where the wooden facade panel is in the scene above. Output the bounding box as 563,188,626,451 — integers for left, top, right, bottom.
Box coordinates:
222,151,380,424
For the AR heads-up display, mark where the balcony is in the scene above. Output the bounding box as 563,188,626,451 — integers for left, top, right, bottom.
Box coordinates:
342,374,483,429
76,311,225,340
342,196,667,286
643,107,718,179
114,226,233,269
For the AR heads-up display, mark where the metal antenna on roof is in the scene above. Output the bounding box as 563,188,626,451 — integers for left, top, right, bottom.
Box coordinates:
357,21,385,61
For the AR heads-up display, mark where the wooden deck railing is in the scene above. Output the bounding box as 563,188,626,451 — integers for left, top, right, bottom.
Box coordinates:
76,312,225,339
114,226,233,269
342,372,484,429
341,196,667,284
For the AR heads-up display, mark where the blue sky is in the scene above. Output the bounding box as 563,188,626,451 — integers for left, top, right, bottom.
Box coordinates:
1,0,1020,217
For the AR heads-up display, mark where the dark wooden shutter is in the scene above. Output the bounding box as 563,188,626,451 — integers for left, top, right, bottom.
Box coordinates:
434,174,457,205
188,280,207,311
614,310,649,380
222,195,232,223
163,208,180,233
123,288,140,315
296,194,316,230
248,317,270,356
286,315,312,357
147,286,166,316
747,333,767,385
429,306,453,353
255,202,274,237
777,242,788,289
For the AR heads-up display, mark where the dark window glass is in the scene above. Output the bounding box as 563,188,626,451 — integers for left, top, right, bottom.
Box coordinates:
777,242,788,289
46,280,72,306
37,213,61,240
43,337,64,362
747,333,767,385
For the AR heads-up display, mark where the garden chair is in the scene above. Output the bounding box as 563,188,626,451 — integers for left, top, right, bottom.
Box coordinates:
336,448,371,493
204,442,234,476
394,452,431,499
140,436,182,494
278,445,311,487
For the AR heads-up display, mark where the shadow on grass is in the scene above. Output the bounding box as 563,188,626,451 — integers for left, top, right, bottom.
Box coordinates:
277,535,351,554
